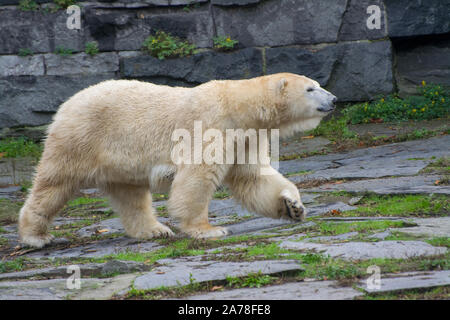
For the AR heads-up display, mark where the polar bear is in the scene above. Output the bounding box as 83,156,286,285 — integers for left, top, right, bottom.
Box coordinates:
18,73,337,248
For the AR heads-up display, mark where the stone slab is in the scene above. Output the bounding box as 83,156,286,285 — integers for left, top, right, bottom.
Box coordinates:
213,0,347,47
0,260,148,281
44,52,119,76
399,217,450,238
185,280,363,300
134,256,302,290
279,240,447,260
0,55,45,77
303,175,450,195
359,270,450,293
25,237,162,259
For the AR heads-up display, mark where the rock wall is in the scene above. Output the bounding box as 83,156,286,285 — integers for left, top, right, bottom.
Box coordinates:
0,0,449,128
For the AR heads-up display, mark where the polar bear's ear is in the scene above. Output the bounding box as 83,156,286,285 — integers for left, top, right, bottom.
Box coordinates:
277,78,288,93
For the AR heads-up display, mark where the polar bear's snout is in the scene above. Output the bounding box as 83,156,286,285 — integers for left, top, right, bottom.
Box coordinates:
317,90,338,113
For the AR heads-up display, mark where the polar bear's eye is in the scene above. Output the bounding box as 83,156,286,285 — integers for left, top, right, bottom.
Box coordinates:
307,87,314,92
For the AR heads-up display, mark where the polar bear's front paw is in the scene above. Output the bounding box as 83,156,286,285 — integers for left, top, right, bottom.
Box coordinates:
186,226,229,239
133,222,175,239
20,233,54,248
280,189,306,221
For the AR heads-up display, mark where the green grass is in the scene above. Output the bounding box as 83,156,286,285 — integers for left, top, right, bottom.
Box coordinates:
225,271,276,288
0,137,43,158
213,189,230,199
285,170,312,177
18,48,34,56
342,194,449,217
315,220,413,236
54,45,73,56
67,197,108,207
108,239,205,264
426,237,450,248
344,83,450,124
0,199,23,224
361,286,449,300
19,0,38,11
421,157,450,175
0,258,29,273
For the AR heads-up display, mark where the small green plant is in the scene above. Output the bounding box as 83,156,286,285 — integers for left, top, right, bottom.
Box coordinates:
213,36,239,51
182,0,200,12
18,48,34,57
19,0,38,11
0,137,43,158
344,82,450,124
84,41,99,56
142,31,197,60
55,46,73,56
53,0,77,9
226,271,275,288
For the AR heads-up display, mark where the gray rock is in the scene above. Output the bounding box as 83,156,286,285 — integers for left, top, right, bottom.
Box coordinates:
121,47,263,83
84,6,214,51
348,197,363,206
0,260,148,281
45,52,119,76
338,0,387,41
266,45,339,87
76,218,124,237
133,256,302,290
0,185,22,199
368,230,391,240
280,136,330,158
0,74,116,128
284,135,450,184
307,232,359,243
305,175,450,195
359,270,450,293
0,157,37,186
396,37,450,96
226,217,297,236
0,10,86,55
279,240,447,260
326,40,394,101
307,202,357,217
211,0,261,6
213,0,347,47
399,217,450,238
0,276,133,300
26,236,162,259
186,280,363,300
0,55,44,77
0,278,99,300
385,0,450,37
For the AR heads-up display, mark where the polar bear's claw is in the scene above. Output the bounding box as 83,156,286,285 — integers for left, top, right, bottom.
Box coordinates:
281,191,306,221
134,222,175,239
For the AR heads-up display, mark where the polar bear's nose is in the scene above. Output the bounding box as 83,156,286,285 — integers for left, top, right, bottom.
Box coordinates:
332,96,337,104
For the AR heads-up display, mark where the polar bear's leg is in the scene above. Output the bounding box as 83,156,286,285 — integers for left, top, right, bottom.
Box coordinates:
106,184,174,238
168,165,229,239
225,164,306,221
19,181,75,248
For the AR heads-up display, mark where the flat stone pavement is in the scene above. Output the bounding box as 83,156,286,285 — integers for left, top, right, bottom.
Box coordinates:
0,135,449,300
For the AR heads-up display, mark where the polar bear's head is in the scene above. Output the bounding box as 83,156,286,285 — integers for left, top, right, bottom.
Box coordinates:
270,73,337,137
